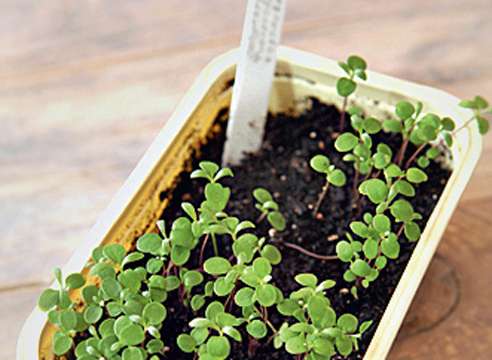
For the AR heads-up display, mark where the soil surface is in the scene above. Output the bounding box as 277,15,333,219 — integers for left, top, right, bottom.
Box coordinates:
69,99,451,360
155,98,451,359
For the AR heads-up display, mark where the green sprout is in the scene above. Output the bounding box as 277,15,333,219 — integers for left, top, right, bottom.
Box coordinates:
177,302,244,359
275,274,373,358
458,95,491,135
335,109,387,176
337,162,426,296
382,100,457,169
190,161,234,183
383,100,423,166
336,55,368,130
188,161,233,256
309,154,347,216
37,268,86,356
253,187,286,231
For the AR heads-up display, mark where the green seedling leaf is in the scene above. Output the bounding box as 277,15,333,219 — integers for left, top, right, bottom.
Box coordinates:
60,309,77,331
177,334,196,353
234,287,255,307
204,257,232,275
260,244,282,265
205,183,230,212
360,320,373,333
66,273,85,289
335,133,359,152
336,241,353,262
247,320,268,339
328,169,347,187
294,273,318,288
390,199,414,222
404,221,421,242
207,336,231,358
256,284,277,307
214,167,234,181
337,77,356,97
310,155,331,173
136,233,162,254
102,278,122,300
373,214,390,233
171,245,190,266
183,270,204,289
267,211,286,231
253,187,273,203
362,239,378,260
406,167,428,183
143,302,167,325
118,323,145,346
383,119,403,133
53,332,73,356
38,289,59,311
350,259,371,277
84,305,103,324
363,117,382,134
253,257,272,278
348,55,367,70
223,326,242,342
214,278,235,296
337,313,359,333
381,237,400,259
286,335,308,354
359,179,388,204
277,299,300,316
477,116,490,134
122,347,145,360
395,101,415,120
336,335,353,356
103,244,126,264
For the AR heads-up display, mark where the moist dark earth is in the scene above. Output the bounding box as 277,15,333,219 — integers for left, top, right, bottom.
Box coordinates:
71,99,451,359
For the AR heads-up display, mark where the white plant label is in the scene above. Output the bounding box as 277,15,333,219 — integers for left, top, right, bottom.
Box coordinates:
222,0,287,165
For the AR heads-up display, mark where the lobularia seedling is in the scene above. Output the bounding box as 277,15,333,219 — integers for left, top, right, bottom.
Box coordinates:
382,100,456,168
310,154,347,215
37,268,86,356
336,55,368,131
253,187,286,231
275,273,373,358
458,95,491,135
337,161,426,296
177,301,244,359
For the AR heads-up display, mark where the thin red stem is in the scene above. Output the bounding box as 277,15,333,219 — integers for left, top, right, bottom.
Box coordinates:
339,97,348,131
312,181,330,216
280,241,337,261
198,234,209,266
404,143,426,169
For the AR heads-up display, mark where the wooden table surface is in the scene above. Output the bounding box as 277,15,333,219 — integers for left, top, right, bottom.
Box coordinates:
2,1,491,358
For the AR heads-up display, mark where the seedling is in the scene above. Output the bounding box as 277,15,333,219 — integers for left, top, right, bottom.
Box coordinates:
335,110,387,174
407,96,490,169
275,273,373,358
337,161,426,294
458,95,491,135
310,154,347,215
336,55,368,130
37,268,86,356
253,187,286,231
177,302,244,359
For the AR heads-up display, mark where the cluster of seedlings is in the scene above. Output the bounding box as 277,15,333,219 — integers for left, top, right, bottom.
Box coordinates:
38,56,490,359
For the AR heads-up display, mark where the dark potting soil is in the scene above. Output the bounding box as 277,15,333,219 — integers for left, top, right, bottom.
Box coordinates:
69,99,451,360
153,98,451,359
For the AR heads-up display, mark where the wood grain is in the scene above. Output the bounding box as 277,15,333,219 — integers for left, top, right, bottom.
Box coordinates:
1,0,491,358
